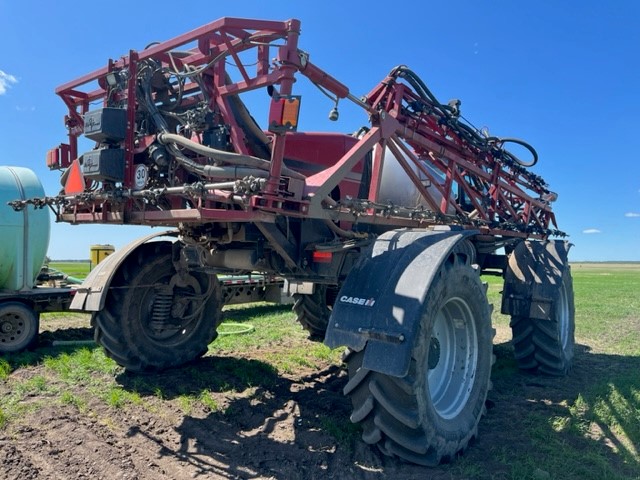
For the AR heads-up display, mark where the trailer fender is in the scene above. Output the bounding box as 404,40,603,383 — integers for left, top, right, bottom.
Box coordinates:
70,230,178,312
501,239,572,320
324,228,477,377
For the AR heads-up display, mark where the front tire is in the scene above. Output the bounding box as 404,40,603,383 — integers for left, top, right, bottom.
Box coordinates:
93,242,222,372
344,251,493,465
510,267,575,376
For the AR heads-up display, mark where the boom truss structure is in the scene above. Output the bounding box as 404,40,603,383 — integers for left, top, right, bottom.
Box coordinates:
19,17,560,239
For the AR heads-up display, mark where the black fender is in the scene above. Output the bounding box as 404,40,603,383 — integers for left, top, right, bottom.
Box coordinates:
70,230,178,312
324,228,478,377
501,239,572,320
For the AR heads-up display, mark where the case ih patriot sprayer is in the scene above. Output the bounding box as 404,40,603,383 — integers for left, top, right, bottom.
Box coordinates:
13,18,574,465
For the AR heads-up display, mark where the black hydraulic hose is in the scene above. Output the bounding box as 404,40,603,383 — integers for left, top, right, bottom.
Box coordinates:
139,66,215,177
224,73,272,159
140,67,171,135
137,65,210,178
157,67,184,112
392,66,448,117
393,66,483,144
487,137,538,167
228,93,272,160
141,65,301,180
391,66,538,167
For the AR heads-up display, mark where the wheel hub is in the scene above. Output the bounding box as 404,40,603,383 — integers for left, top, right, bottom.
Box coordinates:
1,320,14,334
0,312,26,344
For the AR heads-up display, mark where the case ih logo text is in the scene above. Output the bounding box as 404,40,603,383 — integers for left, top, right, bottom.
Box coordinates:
339,296,376,307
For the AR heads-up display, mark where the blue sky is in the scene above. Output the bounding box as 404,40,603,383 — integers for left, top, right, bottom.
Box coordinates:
1,1,638,261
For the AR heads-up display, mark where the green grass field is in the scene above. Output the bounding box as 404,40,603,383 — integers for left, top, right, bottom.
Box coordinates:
483,263,640,479
1,263,639,478
49,261,91,280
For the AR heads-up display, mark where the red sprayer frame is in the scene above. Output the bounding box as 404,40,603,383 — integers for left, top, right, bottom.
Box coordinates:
45,17,559,239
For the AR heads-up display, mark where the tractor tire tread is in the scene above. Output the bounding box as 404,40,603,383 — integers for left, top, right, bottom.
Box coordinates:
344,247,493,466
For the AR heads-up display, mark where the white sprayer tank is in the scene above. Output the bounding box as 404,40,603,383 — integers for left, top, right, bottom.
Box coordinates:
375,146,455,214
0,166,50,291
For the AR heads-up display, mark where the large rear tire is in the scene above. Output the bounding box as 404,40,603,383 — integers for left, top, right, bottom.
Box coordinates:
93,242,222,372
292,285,338,340
344,251,493,465
510,267,575,376
0,302,39,354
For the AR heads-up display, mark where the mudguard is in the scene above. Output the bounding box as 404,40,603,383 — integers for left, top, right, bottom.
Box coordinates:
501,239,572,320
70,230,178,312
324,228,477,378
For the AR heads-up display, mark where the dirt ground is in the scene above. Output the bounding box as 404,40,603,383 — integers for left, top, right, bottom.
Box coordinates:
0,314,635,480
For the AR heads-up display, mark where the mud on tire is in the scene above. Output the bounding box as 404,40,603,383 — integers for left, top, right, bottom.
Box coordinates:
92,242,222,372
343,250,494,465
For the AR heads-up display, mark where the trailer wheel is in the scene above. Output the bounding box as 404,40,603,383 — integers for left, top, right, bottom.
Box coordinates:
293,285,338,340
93,243,222,372
510,267,575,376
0,302,39,354
344,253,493,465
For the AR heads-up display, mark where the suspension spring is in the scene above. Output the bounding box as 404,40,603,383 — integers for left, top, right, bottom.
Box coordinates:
151,285,174,328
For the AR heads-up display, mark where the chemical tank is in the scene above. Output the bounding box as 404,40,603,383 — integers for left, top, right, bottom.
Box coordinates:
0,166,50,291
376,146,455,214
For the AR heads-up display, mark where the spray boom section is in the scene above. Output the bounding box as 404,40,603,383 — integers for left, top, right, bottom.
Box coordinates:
17,17,560,238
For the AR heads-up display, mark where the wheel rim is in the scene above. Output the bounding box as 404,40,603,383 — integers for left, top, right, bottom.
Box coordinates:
558,280,570,351
426,296,479,420
0,311,29,346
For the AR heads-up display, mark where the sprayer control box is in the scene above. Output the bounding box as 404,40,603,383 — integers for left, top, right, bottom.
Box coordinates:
82,148,125,182
84,108,127,144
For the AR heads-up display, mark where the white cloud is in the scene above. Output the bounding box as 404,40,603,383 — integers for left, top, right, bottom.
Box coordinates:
625,212,640,218
0,70,17,95
583,228,601,234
